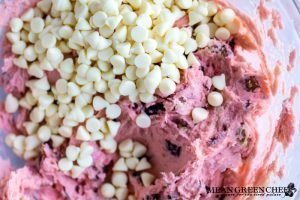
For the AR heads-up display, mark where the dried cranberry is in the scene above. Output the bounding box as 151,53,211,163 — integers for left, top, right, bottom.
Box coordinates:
229,39,236,50
102,161,113,173
171,117,189,129
245,76,260,92
132,171,141,177
207,136,218,146
222,124,228,131
208,44,230,57
145,193,160,200
165,140,181,157
218,194,226,200
167,194,180,200
145,103,165,115
245,100,251,108
236,127,247,144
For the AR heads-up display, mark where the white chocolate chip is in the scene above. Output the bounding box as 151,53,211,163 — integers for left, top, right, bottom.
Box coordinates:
29,107,45,123
122,12,137,26
93,96,109,111
131,26,149,43
13,56,28,69
135,113,151,129
66,145,80,161
119,139,134,153
159,78,176,97
115,42,131,58
141,172,155,186
139,93,156,103
119,80,136,96
113,158,128,171
13,135,25,151
76,17,91,30
213,14,225,26
207,2,218,16
94,80,108,93
25,135,41,151
100,136,117,154
58,158,73,172
107,120,121,137
120,151,132,158
71,165,85,179
207,22,218,38
21,9,34,21
5,134,16,147
127,0,142,9
5,94,19,113
30,17,45,33
215,27,231,41
162,49,177,64
76,126,91,141
143,65,162,94
37,125,51,142
134,53,152,69
58,126,73,138
28,63,44,78
91,131,104,141
79,142,94,158
113,26,127,42
115,188,129,200
112,172,128,187
176,0,192,9
212,74,226,90
91,11,107,28
161,63,180,83
136,157,151,171
6,32,20,44
187,53,200,67
86,118,101,133
106,104,121,119
24,150,39,160
24,45,37,62
10,18,23,33
59,25,73,39
104,91,120,104
38,94,54,109
37,0,52,13
101,183,116,198
132,142,147,158
54,76,67,92
47,47,64,66
12,40,26,55
125,157,139,170
77,155,93,168
41,33,56,49
192,107,209,123
219,8,236,24
184,38,197,54
207,91,224,107
196,32,210,48
188,11,203,26
51,135,65,148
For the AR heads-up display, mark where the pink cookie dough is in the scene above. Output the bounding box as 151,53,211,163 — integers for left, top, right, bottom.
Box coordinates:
0,0,298,200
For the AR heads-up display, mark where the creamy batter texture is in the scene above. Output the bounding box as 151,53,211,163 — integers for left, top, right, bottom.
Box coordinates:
0,0,298,200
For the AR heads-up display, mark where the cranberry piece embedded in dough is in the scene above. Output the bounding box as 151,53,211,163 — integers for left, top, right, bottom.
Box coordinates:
165,140,182,157
245,76,260,92
145,103,165,116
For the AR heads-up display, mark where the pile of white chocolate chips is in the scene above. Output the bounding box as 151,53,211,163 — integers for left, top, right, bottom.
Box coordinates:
3,0,239,198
